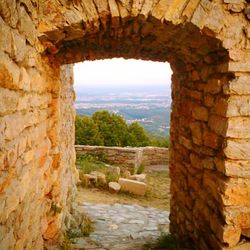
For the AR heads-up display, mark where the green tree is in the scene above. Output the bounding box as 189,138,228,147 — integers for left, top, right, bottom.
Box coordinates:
92,111,129,146
75,115,103,145
128,122,150,147
75,110,169,148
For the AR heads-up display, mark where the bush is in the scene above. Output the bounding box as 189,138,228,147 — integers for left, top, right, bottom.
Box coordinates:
137,164,145,174
143,233,194,250
75,111,164,147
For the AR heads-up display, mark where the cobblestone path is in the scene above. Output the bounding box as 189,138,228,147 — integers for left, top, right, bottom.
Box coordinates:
71,203,170,250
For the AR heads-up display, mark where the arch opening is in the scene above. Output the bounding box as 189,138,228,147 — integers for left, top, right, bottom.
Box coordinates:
52,17,237,248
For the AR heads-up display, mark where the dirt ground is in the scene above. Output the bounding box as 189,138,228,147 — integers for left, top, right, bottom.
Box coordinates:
76,169,170,211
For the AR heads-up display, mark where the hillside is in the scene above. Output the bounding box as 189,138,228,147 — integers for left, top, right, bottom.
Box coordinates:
75,85,171,137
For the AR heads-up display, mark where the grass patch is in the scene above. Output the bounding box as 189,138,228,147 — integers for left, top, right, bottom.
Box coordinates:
77,154,121,186
81,214,95,237
143,233,194,250
76,154,170,210
137,164,145,174
59,213,94,249
58,232,72,250
76,154,108,174
106,172,120,183
51,202,62,215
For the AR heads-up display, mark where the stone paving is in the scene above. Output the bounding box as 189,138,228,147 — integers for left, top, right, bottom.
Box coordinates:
72,203,170,250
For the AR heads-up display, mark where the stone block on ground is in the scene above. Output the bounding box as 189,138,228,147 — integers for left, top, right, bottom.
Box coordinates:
107,166,121,176
90,171,107,185
108,182,121,193
118,178,146,196
129,174,146,182
122,170,131,178
80,173,97,186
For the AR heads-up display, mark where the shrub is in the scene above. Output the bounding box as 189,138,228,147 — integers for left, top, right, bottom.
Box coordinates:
137,164,145,174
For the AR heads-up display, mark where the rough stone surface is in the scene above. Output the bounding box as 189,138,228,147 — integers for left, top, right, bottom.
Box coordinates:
118,178,147,196
75,145,169,172
108,182,121,193
0,0,250,249
71,202,169,250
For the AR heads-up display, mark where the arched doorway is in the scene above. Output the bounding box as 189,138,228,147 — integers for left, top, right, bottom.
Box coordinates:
0,1,249,249
38,1,250,249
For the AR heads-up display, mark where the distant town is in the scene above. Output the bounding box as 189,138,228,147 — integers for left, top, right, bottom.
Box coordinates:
75,85,171,137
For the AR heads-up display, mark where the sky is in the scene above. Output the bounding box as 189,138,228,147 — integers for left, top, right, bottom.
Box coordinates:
73,58,172,89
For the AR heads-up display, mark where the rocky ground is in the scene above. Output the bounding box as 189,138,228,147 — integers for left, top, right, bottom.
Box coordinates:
63,157,171,250
71,203,170,250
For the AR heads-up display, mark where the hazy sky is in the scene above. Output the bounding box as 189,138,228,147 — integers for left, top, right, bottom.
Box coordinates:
74,58,172,88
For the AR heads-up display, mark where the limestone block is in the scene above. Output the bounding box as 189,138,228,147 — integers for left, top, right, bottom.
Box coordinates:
80,173,97,186
182,87,202,100
107,166,121,176
179,135,192,150
0,230,15,250
227,3,245,13
222,17,245,49
108,0,120,27
43,221,58,240
203,129,219,149
0,0,18,28
190,153,202,169
245,6,250,19
11,30,27,62
17,6,37,45
0,17,12,54
19,67,31,91
242,228,250,238
227,117,250,138
131,0,144,17
224,0,245,3
118,178,146,196
229,61,250,72
224,139,250,160
190,122,203,146
203,4,224,34
182,0,200,20
123,170,131,178
3,112,26,140
224,160,250,178
0,87,19,115
225,206,250,229
223,178,250,206
192,106,208,121
208,115,227,136
0,52,20,90
22,150,34,164
223,76,250,95
90,171,106,185
108,182,121,193
224,243,250,250
151,0,170,20
204,79,222,94
140,0,155,18
129,174,146,182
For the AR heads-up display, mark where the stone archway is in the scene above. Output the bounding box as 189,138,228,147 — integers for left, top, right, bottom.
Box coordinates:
0,1,250,249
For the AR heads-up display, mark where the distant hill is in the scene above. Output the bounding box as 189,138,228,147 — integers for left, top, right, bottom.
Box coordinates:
75,85,171,137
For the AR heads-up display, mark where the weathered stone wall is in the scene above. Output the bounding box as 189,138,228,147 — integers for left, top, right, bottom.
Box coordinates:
0,0,250,249
0,3,77,249
141,147,169,166
75,145,169,172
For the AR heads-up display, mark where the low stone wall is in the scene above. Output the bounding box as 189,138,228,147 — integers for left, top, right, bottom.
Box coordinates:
141,147,169,166
75,145,169,173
